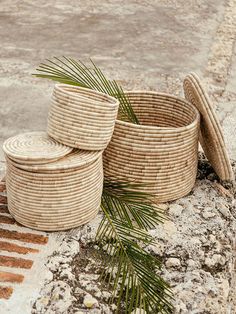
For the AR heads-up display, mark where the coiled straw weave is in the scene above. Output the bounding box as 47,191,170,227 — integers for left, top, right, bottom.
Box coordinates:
4,132,103,231
103,91,200,203
47,84,119,150
183,72,234,181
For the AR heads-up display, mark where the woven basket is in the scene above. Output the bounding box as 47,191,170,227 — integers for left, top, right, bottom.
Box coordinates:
4,132,103,231
47,84,119,150
184,72,234,181
6,154,103,231
103,91,200,202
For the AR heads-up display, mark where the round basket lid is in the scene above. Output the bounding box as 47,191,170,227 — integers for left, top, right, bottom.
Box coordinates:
8,149,103,172
3,131,73,164
183,73,234,181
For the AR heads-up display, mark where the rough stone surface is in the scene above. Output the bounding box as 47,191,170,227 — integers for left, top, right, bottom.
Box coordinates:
1,0,236,313
31,155,236,314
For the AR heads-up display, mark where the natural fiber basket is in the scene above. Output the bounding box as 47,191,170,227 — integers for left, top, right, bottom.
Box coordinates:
184,72,234,181
6,154,103,231
103,91,200,202
3,132,103,231
47,84,119,150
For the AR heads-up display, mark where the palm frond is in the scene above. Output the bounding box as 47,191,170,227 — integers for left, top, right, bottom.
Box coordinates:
103,179,166,230
34,56,139,124
96,203,173,314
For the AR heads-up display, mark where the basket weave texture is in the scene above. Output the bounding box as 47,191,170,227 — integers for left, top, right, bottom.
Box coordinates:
47,84,119,150
103,91,200,202
3,131,73,163
183,72,234,181
4,132,103,231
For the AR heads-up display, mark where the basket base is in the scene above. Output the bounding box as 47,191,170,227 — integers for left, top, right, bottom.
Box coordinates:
8,206,101,232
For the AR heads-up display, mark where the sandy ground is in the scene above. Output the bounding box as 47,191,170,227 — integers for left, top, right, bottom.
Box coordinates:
0,1,236,313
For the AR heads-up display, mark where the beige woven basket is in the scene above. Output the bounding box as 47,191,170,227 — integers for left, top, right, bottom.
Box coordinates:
4,132,103,231
47,84,119,150
103,91,200,202
6,155,103,231
184,72,234,181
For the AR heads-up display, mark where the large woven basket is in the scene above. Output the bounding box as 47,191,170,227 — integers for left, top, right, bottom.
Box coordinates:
6,153,103,231
47,84,119,150
3,132,103,231
103,91,200,202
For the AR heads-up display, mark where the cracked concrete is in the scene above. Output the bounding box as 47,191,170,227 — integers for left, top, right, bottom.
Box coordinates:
0,0,236,313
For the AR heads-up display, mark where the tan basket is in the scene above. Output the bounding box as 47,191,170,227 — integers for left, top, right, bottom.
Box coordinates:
6,145,103,231
47,84,119,150
183,72,234,181
103,91,200,202
2,132,73,164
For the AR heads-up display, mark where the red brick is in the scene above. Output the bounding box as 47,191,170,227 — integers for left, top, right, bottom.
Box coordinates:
0,196,7,204
0,286,13,299
0,215,15,225
0,241,39,255
0,205,9,214
0,271,24,283
0,182,6,192
0,228,48,245
0,255,33,269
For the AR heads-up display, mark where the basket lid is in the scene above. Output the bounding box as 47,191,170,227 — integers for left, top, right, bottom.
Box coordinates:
10,149,103,172
3,131,73,164
183,72,234,181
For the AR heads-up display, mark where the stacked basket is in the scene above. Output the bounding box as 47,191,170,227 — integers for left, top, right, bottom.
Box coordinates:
103,91,200,202
4,73,231,230
3,86,119,231
47,84,119,150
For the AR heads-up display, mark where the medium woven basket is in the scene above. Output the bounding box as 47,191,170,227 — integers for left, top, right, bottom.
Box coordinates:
47,84,119,150
103,91,200,202
4,132,103,231
6,153,103,231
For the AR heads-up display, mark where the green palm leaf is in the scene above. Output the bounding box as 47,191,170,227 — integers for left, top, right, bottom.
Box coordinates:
96,199,173,314
103,179,166,229
33,56,139,124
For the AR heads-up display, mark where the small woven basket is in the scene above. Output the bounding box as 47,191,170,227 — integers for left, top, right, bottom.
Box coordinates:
47,84,119,150
103,91,200,202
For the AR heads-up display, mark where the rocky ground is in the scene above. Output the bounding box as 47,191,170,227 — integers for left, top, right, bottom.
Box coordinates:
1,1,236,313
32,155,236,314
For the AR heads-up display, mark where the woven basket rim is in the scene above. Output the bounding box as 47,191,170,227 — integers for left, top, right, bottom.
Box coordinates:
51,96,118,114
55,84,119,108
3,131,73,162
48,120,115,136
183,72,234,181
7,149,103,172
116,90,200,131
47,130,109,150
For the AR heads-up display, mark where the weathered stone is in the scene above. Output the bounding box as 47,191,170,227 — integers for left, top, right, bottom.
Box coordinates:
218,204,231,218
165,258,181,268
83,294,98,309
169,204,183,217
205,254,226,268
202,206,216,219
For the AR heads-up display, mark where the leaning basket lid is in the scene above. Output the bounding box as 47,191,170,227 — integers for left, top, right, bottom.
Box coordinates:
183,72,234,181
3,131,73,164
